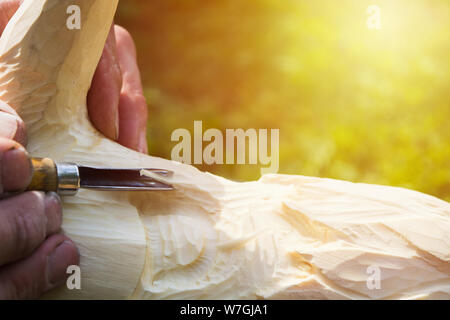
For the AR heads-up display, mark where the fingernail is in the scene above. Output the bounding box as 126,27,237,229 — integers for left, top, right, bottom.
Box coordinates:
47,240,79,286
0,112,19,140
45,192,63,234
1,146,32,192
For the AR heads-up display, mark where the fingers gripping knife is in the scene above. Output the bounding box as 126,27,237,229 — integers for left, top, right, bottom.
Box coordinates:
26,158,174,196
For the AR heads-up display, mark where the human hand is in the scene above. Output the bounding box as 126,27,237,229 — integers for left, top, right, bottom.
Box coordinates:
88,24,149,154
0,102,80,299
0,1,79,300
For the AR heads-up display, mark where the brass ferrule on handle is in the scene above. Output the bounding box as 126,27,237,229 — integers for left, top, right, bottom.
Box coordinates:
27,158,80,196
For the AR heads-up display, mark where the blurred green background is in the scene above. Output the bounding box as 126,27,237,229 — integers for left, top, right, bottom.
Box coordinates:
116,0,450,201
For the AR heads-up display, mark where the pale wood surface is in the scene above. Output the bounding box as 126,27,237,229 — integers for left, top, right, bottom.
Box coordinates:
0,0,448,299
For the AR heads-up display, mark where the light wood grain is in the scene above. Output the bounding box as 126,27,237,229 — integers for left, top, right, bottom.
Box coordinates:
0,0,448,300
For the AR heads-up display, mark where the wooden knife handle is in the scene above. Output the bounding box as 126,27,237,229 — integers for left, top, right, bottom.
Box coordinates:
26,158,58,192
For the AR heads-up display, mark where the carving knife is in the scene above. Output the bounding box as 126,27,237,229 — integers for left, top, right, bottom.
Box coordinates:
26,158,174,196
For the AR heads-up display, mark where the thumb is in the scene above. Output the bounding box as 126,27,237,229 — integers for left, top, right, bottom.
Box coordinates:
0,234,79,299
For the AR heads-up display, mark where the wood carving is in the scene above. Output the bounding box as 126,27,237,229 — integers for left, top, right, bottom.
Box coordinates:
0,0,448,299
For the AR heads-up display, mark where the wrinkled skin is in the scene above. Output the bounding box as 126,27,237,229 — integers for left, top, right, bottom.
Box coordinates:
0,0,148,299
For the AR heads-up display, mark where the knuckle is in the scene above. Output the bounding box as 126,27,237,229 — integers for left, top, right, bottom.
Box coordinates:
13,211,46,257
120,91,148,116
0,192,47,261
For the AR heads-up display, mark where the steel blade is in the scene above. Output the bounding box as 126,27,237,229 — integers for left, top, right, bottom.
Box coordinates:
78,166,174,191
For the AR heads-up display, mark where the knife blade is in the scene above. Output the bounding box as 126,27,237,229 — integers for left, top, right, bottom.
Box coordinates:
26,158,174,196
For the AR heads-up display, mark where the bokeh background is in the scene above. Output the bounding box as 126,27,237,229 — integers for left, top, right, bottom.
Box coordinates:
116,0,450,201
